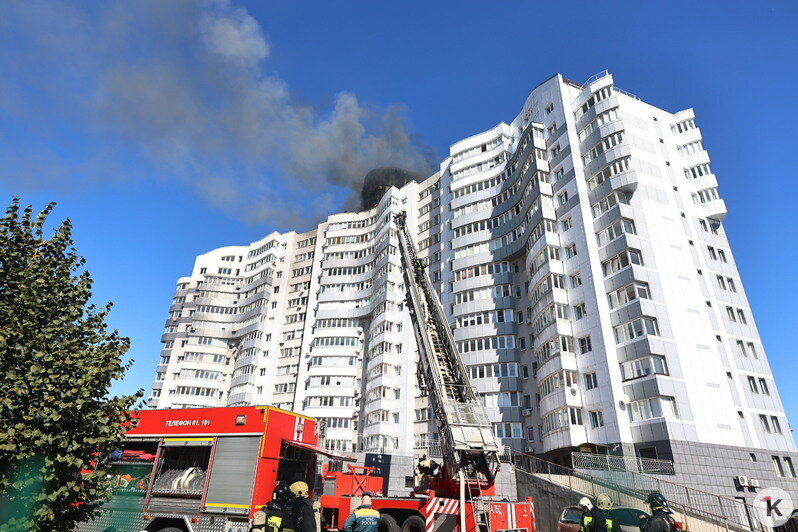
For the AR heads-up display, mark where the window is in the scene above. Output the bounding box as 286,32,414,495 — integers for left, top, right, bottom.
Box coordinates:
607,282,651,308
570,273,583,287
747,376,759,394
545,103,554,115
558,191,569,206
589,411,604,429
596,218,636,246
620,355,669,381
708,246,717,260
565,244,577,258
574,303,587,320
588,157,630,190
579,336,592,354
773,456,785,477
760,415,771,434
628,396,679,422
592,190,631,218
726,306,737,322
584,372,598,390
527,427,535,442
771,416,782,434
718,249,727,262
613,317,660,343
759,379,770,396
561,217,573,231
542,407,584,434
785,457,796,478
494,423,523,439
602,249,643,276
748,342,758,359
736,309,747,324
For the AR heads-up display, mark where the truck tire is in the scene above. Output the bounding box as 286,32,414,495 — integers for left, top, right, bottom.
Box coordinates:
401,515,425,532
379,513,400,532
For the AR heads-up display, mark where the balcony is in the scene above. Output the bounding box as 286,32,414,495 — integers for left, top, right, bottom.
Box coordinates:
541,424,589,454
539,385,584,416
537,350,578,380
696,198,727,221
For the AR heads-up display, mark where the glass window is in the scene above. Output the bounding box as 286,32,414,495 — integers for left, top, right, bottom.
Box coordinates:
773,456,785,477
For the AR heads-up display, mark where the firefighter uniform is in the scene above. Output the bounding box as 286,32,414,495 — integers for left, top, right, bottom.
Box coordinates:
581,493,615,532
580,509,614,532
343,504,381,532
265,501,296,532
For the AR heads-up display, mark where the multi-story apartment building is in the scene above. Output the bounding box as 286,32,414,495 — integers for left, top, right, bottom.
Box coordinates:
149,71,797,500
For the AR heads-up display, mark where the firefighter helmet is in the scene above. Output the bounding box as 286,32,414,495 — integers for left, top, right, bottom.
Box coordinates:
272,482,293,504
290,481,309,498
596,493,613,510
646,491,668,511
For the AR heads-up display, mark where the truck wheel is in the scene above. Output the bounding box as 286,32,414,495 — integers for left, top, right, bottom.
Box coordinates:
401,515,425,532
379,513,400,532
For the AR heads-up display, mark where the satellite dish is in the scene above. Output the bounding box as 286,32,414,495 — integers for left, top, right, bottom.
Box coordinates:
619,394,631,408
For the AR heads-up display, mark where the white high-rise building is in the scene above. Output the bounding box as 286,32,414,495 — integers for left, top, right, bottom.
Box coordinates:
149,71,797,498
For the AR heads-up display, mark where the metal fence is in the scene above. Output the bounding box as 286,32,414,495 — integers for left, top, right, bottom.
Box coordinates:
571,452,676,475
512,452,772,532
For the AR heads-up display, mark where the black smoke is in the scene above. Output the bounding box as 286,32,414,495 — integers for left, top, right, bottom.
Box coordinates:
361,167,421,210
0,0,437,227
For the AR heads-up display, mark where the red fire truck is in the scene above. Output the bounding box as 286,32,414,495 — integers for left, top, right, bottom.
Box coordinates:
79,405,534,532
77,405,351,532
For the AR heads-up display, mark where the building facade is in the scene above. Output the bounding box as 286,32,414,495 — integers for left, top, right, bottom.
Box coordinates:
149,72,797,500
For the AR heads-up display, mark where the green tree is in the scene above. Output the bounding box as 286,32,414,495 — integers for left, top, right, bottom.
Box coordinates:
0,199,142,531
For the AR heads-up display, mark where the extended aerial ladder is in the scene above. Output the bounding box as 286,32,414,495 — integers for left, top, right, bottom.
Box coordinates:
395,211,501,531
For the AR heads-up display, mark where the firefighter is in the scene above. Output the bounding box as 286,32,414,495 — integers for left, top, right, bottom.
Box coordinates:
289,481,317,532
343,493,380,532
581,493,615,531
642,492,677,532
252,483,296,532
414,454,440,490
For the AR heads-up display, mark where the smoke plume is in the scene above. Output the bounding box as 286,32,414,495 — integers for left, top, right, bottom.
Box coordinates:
0,0,437,228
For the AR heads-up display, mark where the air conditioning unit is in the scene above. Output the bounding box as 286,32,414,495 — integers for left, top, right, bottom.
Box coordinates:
735,475,749,487
522,408,533,416
749,479,760,488
525,444,536,453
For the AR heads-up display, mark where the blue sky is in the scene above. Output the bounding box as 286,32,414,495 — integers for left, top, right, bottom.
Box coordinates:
1,1,797,426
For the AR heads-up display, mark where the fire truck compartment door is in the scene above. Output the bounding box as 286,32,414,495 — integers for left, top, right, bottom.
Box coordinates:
204,436,260,515
284,440,357,462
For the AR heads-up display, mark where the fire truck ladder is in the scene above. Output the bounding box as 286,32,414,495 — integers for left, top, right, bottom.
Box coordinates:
395,211,500,519
467,479,491,532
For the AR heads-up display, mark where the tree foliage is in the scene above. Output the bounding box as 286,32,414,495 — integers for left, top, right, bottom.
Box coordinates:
0,199,143,531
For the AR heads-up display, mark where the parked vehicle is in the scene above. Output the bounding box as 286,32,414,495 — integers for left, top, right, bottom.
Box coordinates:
557,506,583,532
610,507,650,531
558,504,650,532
